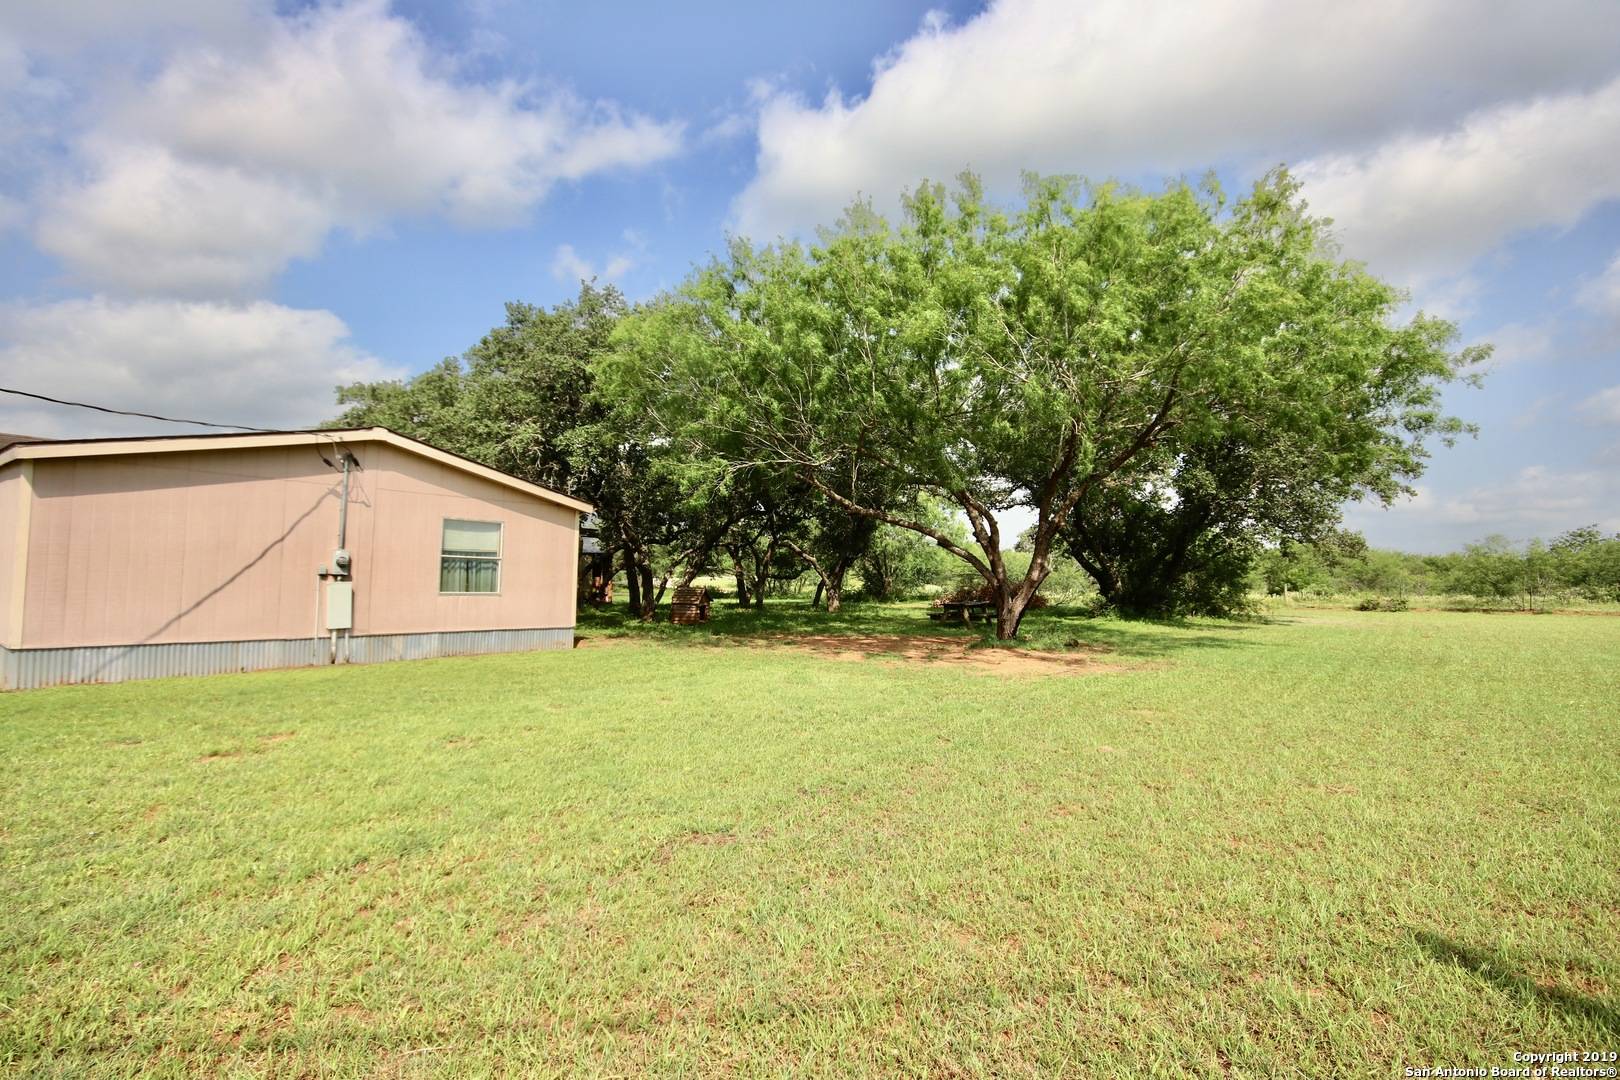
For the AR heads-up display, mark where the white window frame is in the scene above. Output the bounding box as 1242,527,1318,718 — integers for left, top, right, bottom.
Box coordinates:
440,518,503,595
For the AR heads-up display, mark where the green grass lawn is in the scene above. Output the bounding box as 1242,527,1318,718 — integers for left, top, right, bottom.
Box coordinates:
2,605,1617,1076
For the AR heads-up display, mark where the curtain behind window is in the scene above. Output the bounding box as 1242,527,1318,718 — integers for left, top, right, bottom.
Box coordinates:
441,520,501,592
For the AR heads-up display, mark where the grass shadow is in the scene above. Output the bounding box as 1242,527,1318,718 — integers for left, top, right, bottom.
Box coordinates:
1414,931,1620,1038
576,597,1259,662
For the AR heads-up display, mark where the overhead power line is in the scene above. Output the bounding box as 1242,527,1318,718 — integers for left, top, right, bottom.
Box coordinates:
0,385,281,433
0,383,360,475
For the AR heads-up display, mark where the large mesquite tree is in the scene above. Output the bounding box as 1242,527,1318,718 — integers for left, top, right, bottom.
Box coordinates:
608,171,1481,638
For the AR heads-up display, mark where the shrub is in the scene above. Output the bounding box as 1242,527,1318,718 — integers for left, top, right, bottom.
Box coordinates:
1037,560,1099,606
938,579,1050,609
856,514,965,600
1355,596,1409,612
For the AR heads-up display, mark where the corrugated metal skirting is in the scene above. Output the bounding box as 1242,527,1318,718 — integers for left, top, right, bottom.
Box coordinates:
1,627,573,690
339,627,573,665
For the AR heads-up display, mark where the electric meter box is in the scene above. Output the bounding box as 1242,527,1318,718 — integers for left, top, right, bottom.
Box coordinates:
326,582,354,630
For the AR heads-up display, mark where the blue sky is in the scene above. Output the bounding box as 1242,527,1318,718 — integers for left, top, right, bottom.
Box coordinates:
2,0,1617,552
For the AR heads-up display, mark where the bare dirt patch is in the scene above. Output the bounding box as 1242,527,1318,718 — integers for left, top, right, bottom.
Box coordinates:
653,830,738,865
579,632,1133,676
760,633,1130,676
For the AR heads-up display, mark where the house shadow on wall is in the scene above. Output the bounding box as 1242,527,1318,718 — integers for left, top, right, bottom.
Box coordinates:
85,485,354,682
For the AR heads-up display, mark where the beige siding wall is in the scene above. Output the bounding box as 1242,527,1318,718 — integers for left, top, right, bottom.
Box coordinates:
22,447,353,648
360,443,578,635
16,442,578,649
1,463,27,648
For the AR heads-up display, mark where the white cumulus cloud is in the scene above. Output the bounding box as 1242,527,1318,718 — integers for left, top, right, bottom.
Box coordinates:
1385,466,1616,533
1294,77,1620,288
1579,385,1620,425
549,244,635,285
731,0,1620,239
35,146,335,297
1578,252,1620,319
1477,321,1556,372
1347,466,1620,544
29,0,683,296
0,297,404,437
0,0,268,53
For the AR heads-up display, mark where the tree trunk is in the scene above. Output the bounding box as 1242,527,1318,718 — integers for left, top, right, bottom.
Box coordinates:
1114,575,1177,617
750,540,777,610
785,539,851,614
728,547,750,607
1067,524,1121,608
674,523,730,591
992,584,1026,640
990,552,1053,640
624,551,643,614
823,558,850,613
637,564,656,620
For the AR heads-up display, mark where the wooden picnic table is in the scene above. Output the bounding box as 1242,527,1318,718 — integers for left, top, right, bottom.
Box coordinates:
929,600,991,624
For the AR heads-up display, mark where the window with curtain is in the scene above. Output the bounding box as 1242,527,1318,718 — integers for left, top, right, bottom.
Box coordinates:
441,519,502,593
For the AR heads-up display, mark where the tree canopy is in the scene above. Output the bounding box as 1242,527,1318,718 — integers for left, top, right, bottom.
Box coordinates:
605,169,1483,636
332,284,705,618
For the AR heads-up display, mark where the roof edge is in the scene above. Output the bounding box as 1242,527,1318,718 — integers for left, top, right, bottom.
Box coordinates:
0,426,594,514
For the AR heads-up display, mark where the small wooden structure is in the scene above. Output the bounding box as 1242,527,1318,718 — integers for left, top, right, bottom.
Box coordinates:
577,515,613,605
671,586,711,625
578,552,613,605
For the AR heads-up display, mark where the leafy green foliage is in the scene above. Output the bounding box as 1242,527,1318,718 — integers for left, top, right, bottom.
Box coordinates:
606,169,1481,637
332,284,738,618
956,549,1096,608
1261,525,1620,611
335,287,624,493
1445,535,1529,605
1548,525,1620,602
1061,431,1372,617
855,499,965,600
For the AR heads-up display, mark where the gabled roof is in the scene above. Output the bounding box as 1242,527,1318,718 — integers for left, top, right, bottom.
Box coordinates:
0,426,594,514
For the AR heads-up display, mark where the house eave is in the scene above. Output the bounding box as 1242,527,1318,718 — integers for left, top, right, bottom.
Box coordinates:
0,427,594,514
